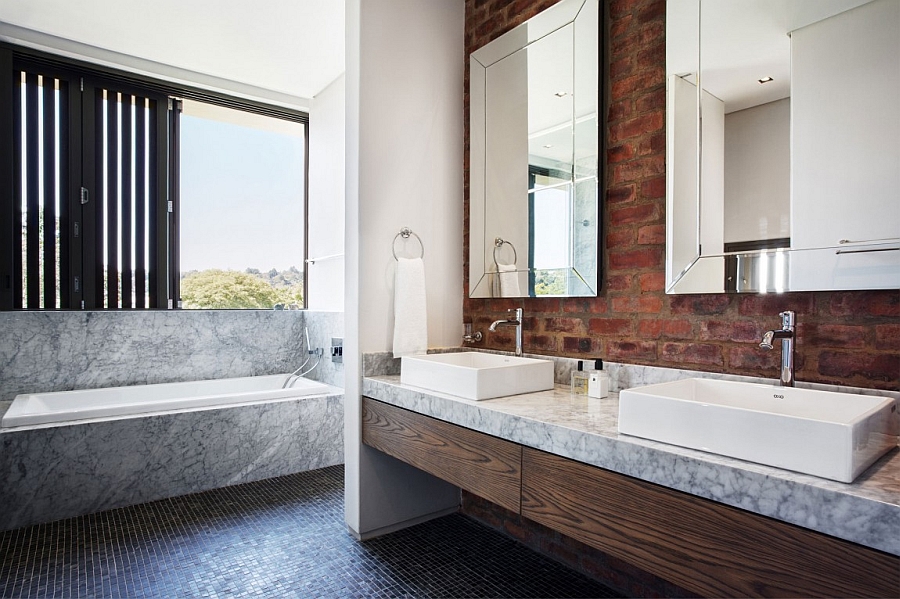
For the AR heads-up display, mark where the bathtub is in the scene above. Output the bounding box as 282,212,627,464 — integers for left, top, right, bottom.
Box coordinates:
1,374,331,428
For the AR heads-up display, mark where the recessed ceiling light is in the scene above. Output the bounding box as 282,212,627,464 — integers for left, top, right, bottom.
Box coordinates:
555,91,568,97
758,76,774,84
543,144,553,148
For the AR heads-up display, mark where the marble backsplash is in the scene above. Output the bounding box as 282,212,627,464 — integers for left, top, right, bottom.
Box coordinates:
0,310,344,402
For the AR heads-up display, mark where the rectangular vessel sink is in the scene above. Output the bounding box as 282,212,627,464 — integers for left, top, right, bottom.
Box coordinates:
618,378,899,483
400,352,554,400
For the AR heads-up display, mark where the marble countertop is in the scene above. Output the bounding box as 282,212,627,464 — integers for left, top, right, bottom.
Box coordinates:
362,375,900,556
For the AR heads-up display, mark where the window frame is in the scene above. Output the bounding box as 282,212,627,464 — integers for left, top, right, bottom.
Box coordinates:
0,43,310,311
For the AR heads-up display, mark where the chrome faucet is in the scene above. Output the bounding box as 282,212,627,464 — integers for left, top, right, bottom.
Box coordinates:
489,308,524,356
759,310,796,387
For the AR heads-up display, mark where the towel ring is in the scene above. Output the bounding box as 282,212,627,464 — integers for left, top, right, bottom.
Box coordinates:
392,227,425,260
493,237,517,267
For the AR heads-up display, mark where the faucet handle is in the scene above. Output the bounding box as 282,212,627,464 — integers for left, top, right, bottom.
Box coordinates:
779,310,795,329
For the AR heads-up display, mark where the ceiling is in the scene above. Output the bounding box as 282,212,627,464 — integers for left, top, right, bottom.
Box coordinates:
0,0,345,108
668,0,873,113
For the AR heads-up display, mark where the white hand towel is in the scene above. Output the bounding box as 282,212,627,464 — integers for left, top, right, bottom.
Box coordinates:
393,257,428,357
498,263,521,297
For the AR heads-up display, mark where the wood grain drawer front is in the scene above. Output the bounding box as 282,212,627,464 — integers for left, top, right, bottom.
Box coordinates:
521,448,899,598
362,398,522,513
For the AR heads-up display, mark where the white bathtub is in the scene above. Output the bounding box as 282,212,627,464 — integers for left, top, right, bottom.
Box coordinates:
1,374,331,428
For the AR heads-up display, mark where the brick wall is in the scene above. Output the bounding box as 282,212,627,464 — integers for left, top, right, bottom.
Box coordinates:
463,0,900,391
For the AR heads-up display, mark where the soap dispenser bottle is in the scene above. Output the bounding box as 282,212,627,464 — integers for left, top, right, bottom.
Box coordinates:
571,361,589,395
587,359,609,398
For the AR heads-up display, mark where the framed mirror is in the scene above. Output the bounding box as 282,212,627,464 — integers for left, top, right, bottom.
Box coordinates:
666,0,900,294
469,0,600,298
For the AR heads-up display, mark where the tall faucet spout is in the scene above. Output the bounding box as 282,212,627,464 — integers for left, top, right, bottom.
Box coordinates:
759,311,796,386
488,308,524,356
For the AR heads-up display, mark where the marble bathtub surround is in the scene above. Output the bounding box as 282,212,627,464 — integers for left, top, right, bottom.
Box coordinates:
0,390,344,531
361,376,900,556
0,310,344,402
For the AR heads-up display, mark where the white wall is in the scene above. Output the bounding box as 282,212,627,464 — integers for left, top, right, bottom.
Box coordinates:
345,0,465,538
307,74,346,310
724,98,790,244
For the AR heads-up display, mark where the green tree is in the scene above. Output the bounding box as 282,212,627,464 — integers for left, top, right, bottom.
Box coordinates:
181,269,288,309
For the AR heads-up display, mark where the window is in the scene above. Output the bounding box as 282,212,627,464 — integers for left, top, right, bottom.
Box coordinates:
177,100,307,309
0,45,309,311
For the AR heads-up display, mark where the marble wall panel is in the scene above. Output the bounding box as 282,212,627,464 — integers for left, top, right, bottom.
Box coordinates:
0,310,345,402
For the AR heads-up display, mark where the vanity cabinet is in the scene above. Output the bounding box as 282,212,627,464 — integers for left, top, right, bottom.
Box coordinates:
361,398,900,598
361,398,522,513
521,448,898,598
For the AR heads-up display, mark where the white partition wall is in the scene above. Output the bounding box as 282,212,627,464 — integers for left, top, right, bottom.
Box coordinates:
344,0,465,538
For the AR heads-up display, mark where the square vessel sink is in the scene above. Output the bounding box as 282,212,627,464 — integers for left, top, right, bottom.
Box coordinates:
400,352,554,400
618,378,898,483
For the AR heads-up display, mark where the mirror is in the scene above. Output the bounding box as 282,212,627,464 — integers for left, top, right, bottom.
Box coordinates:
469,0,600,298
667,0,900,294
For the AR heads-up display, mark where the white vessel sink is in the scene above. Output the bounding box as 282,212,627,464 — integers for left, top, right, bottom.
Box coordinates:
400,352,554,400
618,378,898,483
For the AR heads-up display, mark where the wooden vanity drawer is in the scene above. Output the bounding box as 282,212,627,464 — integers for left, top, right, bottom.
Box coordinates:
521,447,899,598
362,398,522,512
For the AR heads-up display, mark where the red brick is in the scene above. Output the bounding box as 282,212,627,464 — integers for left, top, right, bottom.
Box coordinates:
544,317,585,334
730,345,805,374
607,143,635,164
699,320,764,343
608,247,663,270
637,318,693,340
639,176,666,200
636,0,665,23
611,155,665,184
803,324,869,349
607,184,635,204
608,112,664,143
876,324,900,350
589,318,633,335
636,131,666,156
738,294,815,317
606,340,658,361
638,272,665,292
612,295,664,313
636,89,666,114
818,351,900,383
637,224,665,245
607,274,634,291
609,12,633,39
610,203,658,227
606,229,635,249
609,55,635,81
637,19,666,46
562,336,593,353
669,295,732,315
523,297,561,313
829,291,900,317
524,333,558,352
562,298,608,314
661,342,723,366
636,39,665,68
607,99,631,122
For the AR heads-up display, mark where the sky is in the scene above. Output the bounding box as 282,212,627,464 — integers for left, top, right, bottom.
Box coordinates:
179,113,305,273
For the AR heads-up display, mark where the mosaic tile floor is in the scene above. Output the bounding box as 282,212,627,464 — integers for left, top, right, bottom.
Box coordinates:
0,465,621,598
